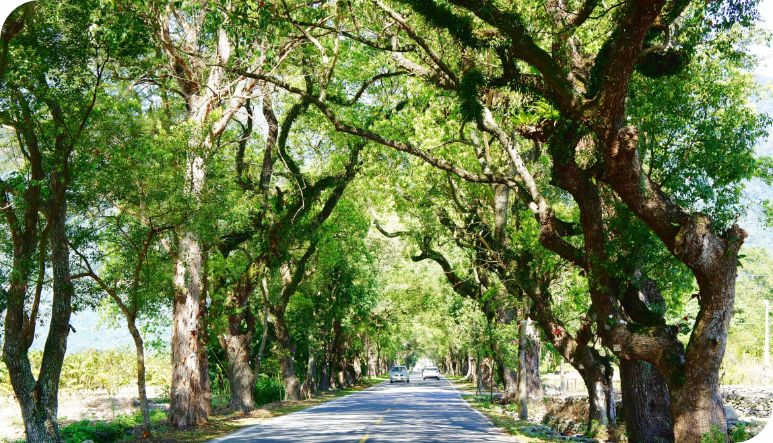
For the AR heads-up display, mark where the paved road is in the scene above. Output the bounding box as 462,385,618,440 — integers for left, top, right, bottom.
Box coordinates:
211,372,515,443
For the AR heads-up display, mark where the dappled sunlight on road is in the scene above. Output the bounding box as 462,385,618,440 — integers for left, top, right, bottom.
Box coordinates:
209,374,515,443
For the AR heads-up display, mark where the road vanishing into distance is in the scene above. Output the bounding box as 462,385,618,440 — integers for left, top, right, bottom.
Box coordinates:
211,372,515,443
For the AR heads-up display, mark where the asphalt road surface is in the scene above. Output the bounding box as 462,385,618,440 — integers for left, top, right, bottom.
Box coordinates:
210,372,515,443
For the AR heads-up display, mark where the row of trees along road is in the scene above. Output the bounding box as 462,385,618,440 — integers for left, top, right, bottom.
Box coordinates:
1,1,773,443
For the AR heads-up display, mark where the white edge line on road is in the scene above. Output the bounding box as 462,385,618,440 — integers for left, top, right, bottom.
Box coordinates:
444,376,518,442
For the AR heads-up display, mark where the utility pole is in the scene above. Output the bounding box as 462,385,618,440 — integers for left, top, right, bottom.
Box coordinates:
560,356,565,392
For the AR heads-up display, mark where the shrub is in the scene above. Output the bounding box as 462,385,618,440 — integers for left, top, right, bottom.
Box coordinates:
730,423,747,443
59,420,125,443
701,424,727,443
254,376,282,406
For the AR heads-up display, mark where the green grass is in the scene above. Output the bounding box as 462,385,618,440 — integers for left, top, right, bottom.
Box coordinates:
461,394,565,443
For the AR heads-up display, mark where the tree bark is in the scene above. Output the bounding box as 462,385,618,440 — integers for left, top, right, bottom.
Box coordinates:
320,343,331,391
222,331,255,412
2,193,71,443
272,307,301,401
366,337,377,378
465,354,477,383
516,317,529,419
496,360,519,404
198,287,213,416
615,273,675,442
255,277,270,382
620,358,674,443
220,267,257,412
167,233,209,427
331,317,344,389
521,319,543,403
584,371,616,427
481,357,494,389
307,352,318,395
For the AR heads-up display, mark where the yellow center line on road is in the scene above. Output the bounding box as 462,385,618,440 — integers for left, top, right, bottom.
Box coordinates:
375,417,383,424
359,434,369,443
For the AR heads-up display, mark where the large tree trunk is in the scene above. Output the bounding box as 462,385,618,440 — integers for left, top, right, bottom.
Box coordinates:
3,195,72,443
167,232,209,427
615,274,675,442
331,318,344,389
254,277,270,383
320,344,331,391
496,361,519,404
603,123,743,442
664,264,737,442
220,270,257,413
515,317,529,419
620,358,674,443
272,308,300,401
583,370,616,427
521,282,616,427
307,351,318,395
465,354,477,382
481,357,494,389
353,356,362,383
157,7,257,425
513,318,545,416
366,337,377,378
222,331,255,412
346,359,357,387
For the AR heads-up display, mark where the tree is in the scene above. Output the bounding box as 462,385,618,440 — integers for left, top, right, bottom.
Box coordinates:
0,1,140,440
235,1,770,440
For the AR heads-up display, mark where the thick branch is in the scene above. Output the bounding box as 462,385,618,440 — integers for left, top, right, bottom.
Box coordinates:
412,246,479,299
446,0,582,113
217,67,508,186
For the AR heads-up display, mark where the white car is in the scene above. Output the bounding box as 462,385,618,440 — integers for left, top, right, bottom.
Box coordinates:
390,366,410,383
422,366,440,380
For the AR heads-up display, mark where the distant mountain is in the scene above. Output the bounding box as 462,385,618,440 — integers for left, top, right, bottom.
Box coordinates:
30,304,170,353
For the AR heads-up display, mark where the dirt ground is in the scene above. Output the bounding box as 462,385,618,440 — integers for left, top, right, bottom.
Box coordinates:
0,386,166,442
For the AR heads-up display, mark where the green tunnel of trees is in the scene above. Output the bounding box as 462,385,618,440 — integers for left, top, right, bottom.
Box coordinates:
2,1,773,443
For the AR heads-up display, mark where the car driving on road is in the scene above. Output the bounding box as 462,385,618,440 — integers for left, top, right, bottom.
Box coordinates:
390,366,410,383
422,366,440,380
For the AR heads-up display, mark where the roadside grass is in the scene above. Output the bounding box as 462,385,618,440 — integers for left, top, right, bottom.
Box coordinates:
461,394,566,443
51,376,388,443
446,376,563,443
444,374,477,394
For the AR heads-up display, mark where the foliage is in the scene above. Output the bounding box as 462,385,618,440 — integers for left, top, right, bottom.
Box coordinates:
700,424,728,443
0,349,170,397
59,420,125,443
59,410,166,443
721,247,773,384
2,1,773,441
254,376,283,406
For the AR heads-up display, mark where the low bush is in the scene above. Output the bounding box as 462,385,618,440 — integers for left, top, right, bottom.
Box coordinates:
58,409,167,443
60,420,126,443
254,376,282,406
701,423,751,443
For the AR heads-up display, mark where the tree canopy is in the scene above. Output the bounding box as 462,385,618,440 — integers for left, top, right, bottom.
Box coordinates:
1,1,772,443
